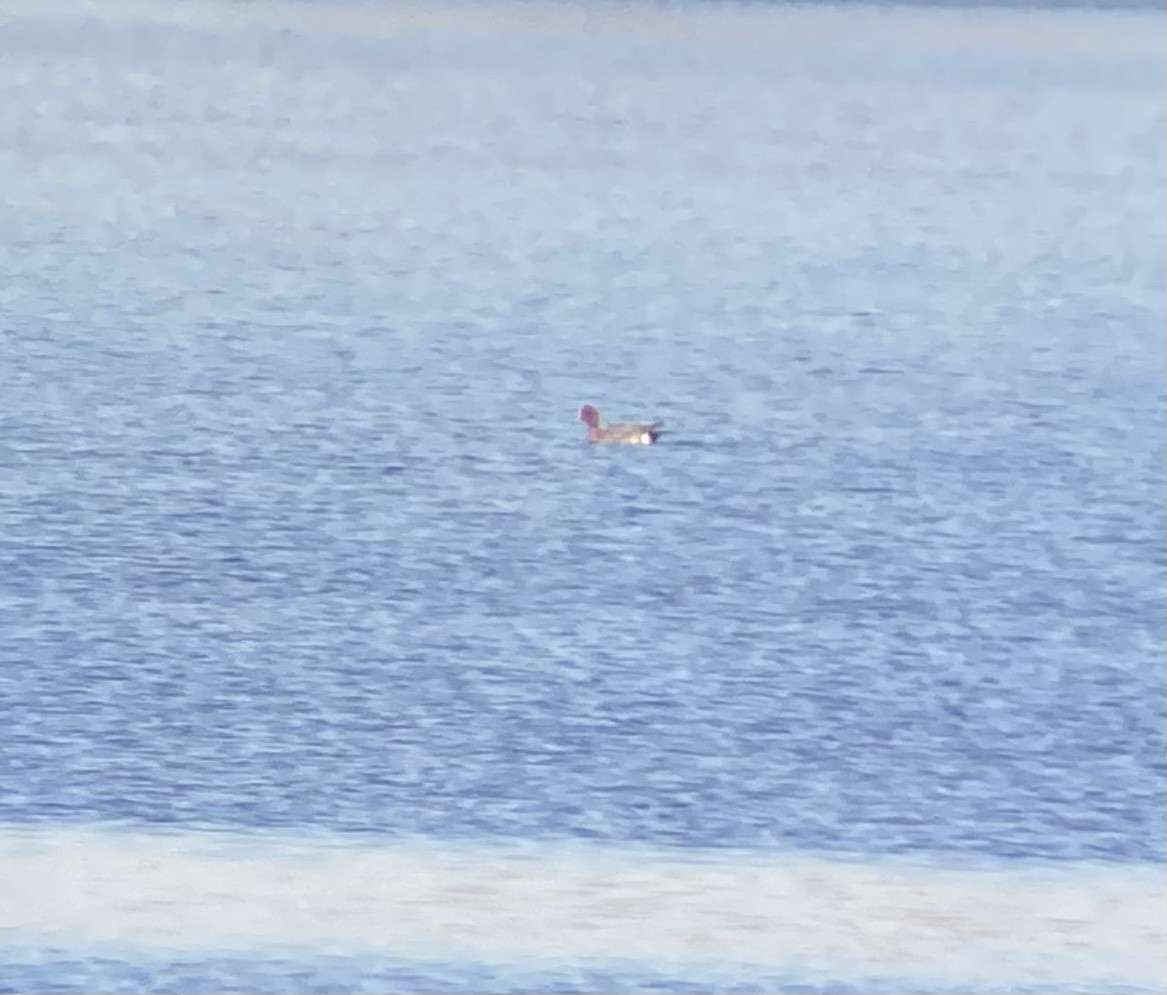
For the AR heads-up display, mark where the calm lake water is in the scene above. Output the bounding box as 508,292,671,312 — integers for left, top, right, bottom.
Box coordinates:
0,0,1164,992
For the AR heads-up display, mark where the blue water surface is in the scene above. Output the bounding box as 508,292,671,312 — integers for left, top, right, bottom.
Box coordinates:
0,0,1164,990
3,947,1158,995
1,0,1164,863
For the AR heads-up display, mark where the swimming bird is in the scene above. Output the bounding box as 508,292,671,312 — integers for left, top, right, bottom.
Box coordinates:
578,404,663,445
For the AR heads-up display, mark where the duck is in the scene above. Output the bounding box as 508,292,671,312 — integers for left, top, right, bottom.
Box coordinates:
578,404,664,445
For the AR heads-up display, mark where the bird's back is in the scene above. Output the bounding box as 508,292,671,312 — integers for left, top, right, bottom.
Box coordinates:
596,421,662,445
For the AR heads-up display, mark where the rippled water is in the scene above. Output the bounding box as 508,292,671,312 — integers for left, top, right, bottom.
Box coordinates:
0,0,1164,991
